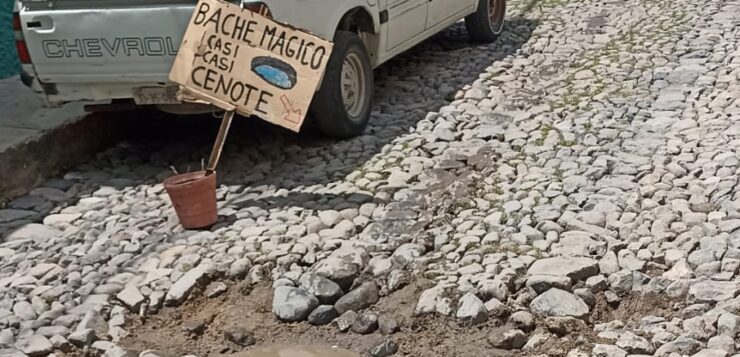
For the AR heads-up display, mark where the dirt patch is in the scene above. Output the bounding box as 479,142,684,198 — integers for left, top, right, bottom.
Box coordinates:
119,280,686,357
119,280,520,357
590,293,684,325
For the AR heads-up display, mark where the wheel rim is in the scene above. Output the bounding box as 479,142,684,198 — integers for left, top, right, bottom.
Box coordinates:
341,52,366,120
488,0,506,34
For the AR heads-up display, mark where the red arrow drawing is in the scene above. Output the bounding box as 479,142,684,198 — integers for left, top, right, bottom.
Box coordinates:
280,95,302,124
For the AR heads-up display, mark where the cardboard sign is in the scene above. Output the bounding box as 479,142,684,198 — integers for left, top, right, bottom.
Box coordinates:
170,0,333,132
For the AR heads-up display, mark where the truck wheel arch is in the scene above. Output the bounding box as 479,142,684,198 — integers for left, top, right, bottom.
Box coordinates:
335,6,381,67
338,7,376,34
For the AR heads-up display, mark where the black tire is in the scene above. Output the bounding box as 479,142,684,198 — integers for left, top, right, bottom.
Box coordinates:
310,31,374,139
465,0,507,43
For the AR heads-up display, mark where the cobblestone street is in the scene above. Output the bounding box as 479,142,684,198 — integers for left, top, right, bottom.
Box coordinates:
3,0,740,356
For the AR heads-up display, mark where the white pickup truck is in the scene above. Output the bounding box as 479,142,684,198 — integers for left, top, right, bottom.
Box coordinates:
13,0,506,137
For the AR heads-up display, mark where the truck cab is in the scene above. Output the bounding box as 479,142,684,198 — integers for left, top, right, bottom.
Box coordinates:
14,0,506,137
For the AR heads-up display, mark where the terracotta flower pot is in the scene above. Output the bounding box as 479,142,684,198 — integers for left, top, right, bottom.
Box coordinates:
163,170,218,229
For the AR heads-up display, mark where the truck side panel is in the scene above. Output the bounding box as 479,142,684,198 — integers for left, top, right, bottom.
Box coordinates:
20,4,194,84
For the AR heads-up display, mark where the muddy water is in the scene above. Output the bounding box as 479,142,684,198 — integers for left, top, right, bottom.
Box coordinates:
235,345,359,357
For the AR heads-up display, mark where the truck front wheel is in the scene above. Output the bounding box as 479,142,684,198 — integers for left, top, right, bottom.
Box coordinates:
465,0,507,43
310,31,374,139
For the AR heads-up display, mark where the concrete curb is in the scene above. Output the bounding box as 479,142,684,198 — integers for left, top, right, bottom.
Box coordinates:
0,111,134,201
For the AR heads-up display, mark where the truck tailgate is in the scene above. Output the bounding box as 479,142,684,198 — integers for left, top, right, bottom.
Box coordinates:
20,4,194,83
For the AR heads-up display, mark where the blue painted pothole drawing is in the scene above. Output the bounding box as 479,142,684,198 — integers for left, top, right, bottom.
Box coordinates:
251,56,297,90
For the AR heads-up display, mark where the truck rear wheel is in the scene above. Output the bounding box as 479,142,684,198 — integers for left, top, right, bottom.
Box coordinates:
310,31,373,139
465,0,507,43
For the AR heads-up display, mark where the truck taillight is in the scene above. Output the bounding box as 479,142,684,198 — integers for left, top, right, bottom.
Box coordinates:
13,13,23,31
16,40,31,64
13,12,32,64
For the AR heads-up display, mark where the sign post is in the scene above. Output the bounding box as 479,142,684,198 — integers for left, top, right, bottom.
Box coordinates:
205,110,234,174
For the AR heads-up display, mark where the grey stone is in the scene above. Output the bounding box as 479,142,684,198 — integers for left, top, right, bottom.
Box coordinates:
663,259,694,279
392,243,425,265
586,275,608,292
312,257,360,290
48,335,72,352
605,291,620,305
599,251,620,275
526,274,572,294
14,335,53,357
618,251,646,272
35,326,69,338
0,349,27,357
299,274,344,304
351,312,378,334
544,316,587,336
67,329,96,347
478,278,509,302
456,292,488,326
616,331,654,354
378,316,400,335
334,311,358,332
488,329,527,350
0,210,35,223
574,288,595,307
307,305,338,326
204,282,227,298
509,311,535,332
0,330,14,345
272,286,319,322
182,321,206,335
484,298,509,317
707,335,735,353
667,64,705,85
592,344,627,357
165,263,211,306
5,224,61,242
334,282,379,315
116,286,145,311
415,284,454,316
387,270,408,292
654,336,701,356
368,339,398,357
608,270,634,294
691,350,729,357
223,327,256,347
272,278,295,288
526,256,598,283
688,280,739,304
529,289,590,318
12,302,36,321
717,313,740,336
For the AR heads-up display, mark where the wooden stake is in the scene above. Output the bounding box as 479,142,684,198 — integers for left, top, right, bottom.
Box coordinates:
206,110,235,174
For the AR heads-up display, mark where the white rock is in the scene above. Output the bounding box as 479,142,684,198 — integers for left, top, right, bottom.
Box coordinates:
15,335,53,356
527,256,598,283
456,292,488,326
529,289,590,318
165,263,211,306
116,286,145,311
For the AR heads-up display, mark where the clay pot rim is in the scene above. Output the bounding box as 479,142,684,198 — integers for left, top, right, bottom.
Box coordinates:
163,170,216,188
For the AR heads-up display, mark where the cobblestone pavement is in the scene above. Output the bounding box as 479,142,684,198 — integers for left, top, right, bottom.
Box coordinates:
3,0,740,355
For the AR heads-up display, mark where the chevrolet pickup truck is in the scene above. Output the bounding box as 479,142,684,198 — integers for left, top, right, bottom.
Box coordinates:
13,0,506,137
